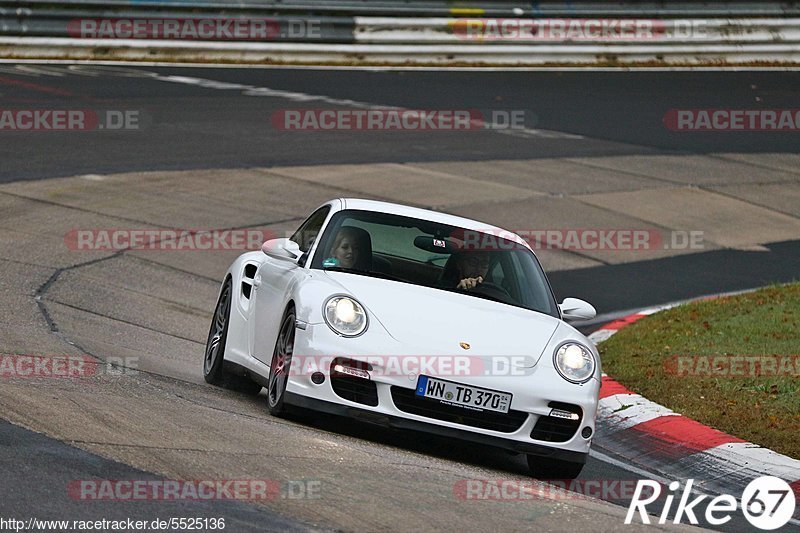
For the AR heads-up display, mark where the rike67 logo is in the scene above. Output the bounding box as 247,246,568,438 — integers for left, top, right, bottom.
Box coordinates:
625,476,796,530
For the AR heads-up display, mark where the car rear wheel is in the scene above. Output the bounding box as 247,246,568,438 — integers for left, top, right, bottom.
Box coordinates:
527,454,584,480
203,277,262,396
267,306,296,417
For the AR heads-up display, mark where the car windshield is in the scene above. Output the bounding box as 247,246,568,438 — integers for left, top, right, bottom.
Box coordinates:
309,209,559,317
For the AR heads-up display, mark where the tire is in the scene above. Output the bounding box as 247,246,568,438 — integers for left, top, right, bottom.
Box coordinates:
267,306,296,417
527,454,584,480
203,277,262,396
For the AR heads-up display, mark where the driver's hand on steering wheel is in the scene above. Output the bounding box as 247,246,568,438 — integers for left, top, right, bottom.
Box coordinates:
457,276,483,290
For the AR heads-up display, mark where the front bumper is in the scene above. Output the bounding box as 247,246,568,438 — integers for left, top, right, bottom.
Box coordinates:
285,392,587,464
287,322,599,463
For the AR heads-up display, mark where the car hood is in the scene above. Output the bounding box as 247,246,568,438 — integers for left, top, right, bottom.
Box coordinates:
324,271,560,365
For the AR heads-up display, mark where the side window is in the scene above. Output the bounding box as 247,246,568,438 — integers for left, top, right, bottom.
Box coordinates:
489,260,505,287
291,206,331,253
491,254,523,303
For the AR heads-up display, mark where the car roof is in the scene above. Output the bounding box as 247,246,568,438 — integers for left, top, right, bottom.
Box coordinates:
338,198,531,250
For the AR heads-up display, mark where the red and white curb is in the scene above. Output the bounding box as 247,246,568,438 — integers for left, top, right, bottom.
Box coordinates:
590,306,800,508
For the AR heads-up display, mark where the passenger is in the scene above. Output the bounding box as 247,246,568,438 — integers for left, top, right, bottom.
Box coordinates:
328,226,368,270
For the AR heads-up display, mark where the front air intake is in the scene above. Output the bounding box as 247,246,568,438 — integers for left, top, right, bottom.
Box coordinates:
530,402,582,442
330,358,378,407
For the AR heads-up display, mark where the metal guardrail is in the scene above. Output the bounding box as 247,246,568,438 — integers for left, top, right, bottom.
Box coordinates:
353,17,800,45
3,37,800,66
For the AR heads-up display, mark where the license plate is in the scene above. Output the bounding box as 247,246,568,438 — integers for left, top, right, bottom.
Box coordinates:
415,376,512,414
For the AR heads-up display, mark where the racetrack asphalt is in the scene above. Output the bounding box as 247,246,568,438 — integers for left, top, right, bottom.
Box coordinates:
0,65,798,181
0,63,798,532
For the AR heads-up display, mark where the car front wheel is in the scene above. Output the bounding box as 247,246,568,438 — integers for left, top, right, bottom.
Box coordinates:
267,306,296,416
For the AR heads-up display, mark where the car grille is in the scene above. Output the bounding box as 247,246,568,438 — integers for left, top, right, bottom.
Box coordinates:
330,358,379,407
390,386,528,433
530,402,582,442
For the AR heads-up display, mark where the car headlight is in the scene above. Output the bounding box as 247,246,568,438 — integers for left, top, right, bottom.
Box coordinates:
323,296,368,337
554,342,596,383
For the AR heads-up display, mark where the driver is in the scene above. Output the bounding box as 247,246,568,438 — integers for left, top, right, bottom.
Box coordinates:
455,251,490,290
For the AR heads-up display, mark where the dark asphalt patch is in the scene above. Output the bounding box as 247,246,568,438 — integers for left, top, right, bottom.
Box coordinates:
0,419,317,532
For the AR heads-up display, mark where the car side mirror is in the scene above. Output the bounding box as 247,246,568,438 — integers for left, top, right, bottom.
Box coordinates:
262,238,301,261
559,298,596,321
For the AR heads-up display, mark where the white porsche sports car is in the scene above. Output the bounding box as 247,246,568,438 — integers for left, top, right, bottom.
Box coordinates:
203,198,600,478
